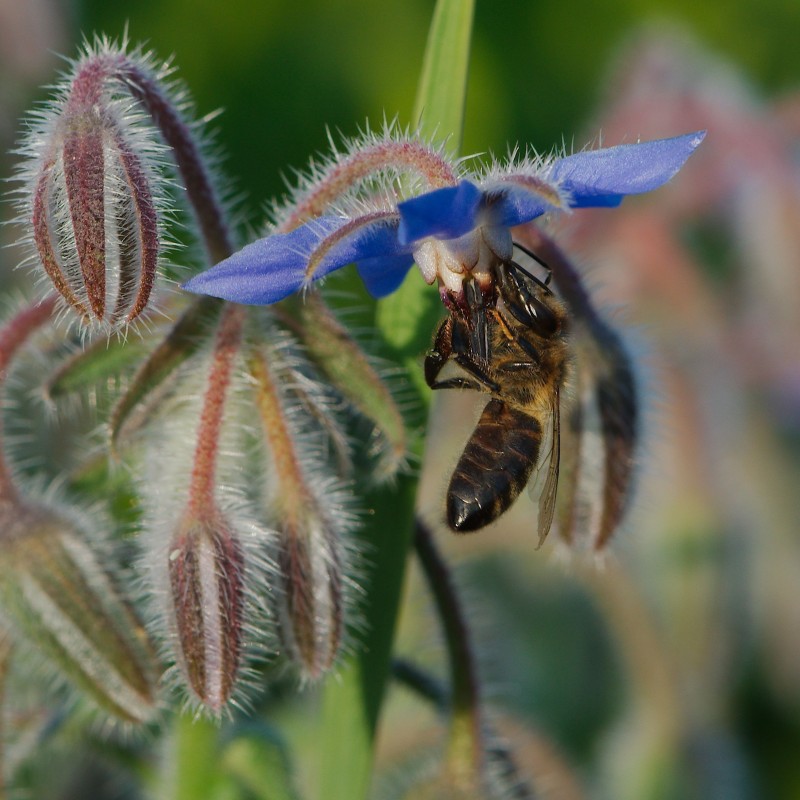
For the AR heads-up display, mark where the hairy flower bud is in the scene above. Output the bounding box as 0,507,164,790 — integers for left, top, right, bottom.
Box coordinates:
250,342,357,680
16,42,168,328
0,296,159,725
0,502,160,725
137,305,275,713
516,227,640,550
275,512,345,680
167,513,245,713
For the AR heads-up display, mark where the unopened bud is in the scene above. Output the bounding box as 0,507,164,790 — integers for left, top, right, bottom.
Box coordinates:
276,515,344,680
19,47,165,328
517,227,639,550
167,513,245,713
0,503,159,724
250,346,353,679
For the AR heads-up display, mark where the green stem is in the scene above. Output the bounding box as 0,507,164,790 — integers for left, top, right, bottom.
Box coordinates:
319,2,474,797
168,713,221,800
414,520,483,790
319,476,417,800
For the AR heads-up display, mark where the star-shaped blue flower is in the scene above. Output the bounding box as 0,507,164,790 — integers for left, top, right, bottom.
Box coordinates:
183,132,705,304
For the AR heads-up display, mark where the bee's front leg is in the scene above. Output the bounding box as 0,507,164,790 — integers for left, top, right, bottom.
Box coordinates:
425,315,455,389
425,314,498,393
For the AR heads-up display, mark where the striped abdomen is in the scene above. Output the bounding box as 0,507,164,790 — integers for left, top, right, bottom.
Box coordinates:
447,398,542,532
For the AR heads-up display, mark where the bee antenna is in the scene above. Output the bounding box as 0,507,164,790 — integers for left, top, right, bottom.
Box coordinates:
511,242,552,286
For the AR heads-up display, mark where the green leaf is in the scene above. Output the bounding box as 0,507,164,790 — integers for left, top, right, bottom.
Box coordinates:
169,714,226,800
221,723,300,800
412,0,475,152
45,336,148,399
318,1,474,798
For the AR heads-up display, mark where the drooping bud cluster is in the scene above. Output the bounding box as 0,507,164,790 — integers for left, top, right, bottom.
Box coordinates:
136,305,273,713
125,290,396,705
13,38,177,329
0,297,159,724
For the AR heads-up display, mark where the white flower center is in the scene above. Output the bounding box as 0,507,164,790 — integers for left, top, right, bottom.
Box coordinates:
412,224,513,294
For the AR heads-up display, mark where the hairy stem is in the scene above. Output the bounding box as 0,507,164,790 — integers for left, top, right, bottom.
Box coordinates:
0,296,57,498
117,58,235,264
186,303,245,518
280,139,457,231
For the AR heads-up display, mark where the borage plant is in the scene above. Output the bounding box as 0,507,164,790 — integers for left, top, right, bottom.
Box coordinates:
0,2,702,798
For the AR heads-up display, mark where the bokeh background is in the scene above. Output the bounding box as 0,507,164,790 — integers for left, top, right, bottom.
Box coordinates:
2,1,800,798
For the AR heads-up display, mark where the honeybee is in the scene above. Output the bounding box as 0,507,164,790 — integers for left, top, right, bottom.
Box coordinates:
425,246,570,542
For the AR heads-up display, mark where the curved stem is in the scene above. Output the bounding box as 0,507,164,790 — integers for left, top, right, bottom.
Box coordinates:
186,303,245,518
117,59,235,265
414,519,483,789
280,139,456,232
68,52,234,267
0,296,57,499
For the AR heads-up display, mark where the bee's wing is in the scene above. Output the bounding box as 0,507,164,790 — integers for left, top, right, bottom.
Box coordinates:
528,389,560,547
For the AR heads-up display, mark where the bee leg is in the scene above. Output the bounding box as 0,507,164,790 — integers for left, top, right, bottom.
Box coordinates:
426,310,499,393
512,242,553,286
427,352,499,393
425,316,455,389
451,353,500,392
498,261,559,337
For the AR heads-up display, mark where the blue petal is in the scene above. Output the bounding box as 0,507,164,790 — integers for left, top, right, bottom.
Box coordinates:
183,214,409,305
549,131,706,208
480,187,555,229
397,180,483,245
357,254,415,298
182,217,345,304
325,214,407,263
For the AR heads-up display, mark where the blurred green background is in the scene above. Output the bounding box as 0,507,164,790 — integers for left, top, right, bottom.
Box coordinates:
6,0,794,226
2,1,800,798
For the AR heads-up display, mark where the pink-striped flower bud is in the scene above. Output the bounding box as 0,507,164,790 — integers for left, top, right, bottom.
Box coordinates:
250,342,356,681
166,512,246,714
275,511,345,681
16,43,166,328
137,305,275,713
0,502,160,725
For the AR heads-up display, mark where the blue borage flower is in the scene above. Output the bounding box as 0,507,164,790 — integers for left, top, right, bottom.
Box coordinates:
183,131,705,303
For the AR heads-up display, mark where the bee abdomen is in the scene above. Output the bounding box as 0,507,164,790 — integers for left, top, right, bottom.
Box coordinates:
447,399,541,532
